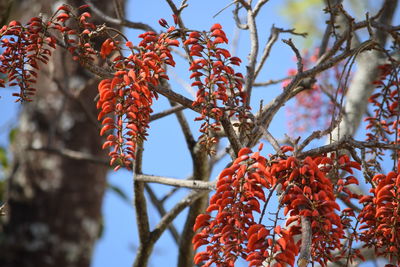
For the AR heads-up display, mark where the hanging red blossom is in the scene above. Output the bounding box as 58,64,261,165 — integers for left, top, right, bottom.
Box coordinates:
0,18,56,101
194,146,362,267
96,29,178,169
185,24,249,152
358,160,400,264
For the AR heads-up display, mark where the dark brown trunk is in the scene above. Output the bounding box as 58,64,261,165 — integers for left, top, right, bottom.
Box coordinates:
0,0,118,266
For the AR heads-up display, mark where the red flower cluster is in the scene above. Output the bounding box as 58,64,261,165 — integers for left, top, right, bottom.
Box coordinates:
184,24,248,152
0,18,56,101
279,154,360,266
358,160,400,264
365,63,400,168
49,5,97,62
97,30,178,169
193,147,362,267
0,4,100,102
193,146,271,266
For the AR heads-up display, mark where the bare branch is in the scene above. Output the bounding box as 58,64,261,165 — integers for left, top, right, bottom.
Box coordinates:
133,145,150,245
84,0,155,31
282,38,303,73
165,0,180,15
254,25,280,79
328,0,398,143
253,76,292,87
213,1,237,18
253,0,270,17
259,127,281,153
135,174,215,190
168,99,196,150
247,39,376,148
243,6,259,107
233,4,249,30
113,0,124,20
297,217,312,267
255,27,306,80
150,105,186,121
152,190,209,242
299,137,400,159
153,85,200,113
144,184,180,244
178,143,210,267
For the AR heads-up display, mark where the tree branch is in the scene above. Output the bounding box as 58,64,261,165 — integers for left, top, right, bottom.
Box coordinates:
297,217,312,267
133,189,208,267
247,39,376,148
253,0,270,17
144,184,180,244
133,145,150,246
150,104,186,121
151,190,209,243
135,174,215,190
299,137,400,159
254,27,306,80
85,0,155,31
243,5,259,107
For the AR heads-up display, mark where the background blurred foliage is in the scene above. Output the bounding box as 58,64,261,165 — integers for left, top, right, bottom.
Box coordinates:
280,0,376,47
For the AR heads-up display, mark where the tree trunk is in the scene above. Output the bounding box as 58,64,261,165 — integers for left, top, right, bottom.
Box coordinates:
0,0,118,266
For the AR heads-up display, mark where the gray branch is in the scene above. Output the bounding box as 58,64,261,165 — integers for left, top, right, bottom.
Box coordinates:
135,174,215,190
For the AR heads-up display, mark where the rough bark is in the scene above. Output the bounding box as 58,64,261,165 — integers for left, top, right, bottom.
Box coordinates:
0,0,119,266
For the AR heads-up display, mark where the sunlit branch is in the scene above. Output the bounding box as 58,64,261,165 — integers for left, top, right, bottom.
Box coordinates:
135,174,215,190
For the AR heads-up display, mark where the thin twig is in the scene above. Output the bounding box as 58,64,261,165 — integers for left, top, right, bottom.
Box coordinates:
282,38,303,73
253,76,292,87
213,0,237,18
150,105,186,121
254,25,280,79
255,27,307,80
